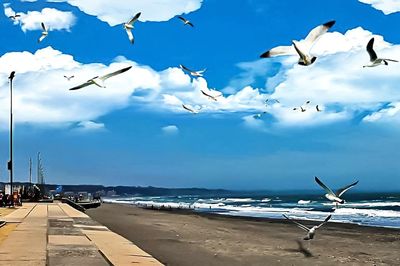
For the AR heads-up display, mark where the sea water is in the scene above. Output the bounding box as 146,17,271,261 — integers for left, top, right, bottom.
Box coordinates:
103,192,400,229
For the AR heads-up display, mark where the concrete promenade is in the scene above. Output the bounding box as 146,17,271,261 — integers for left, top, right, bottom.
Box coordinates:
0,202,163,266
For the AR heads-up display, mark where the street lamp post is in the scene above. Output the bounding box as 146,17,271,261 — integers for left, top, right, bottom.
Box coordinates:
8,71,15,206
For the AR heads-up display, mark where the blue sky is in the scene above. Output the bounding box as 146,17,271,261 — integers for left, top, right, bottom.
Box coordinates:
1,0,400,191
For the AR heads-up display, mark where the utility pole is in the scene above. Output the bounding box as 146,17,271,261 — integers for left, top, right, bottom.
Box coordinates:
8,71,15,204
29,157,32,186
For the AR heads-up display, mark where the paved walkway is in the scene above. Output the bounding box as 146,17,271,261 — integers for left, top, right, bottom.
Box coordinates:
0,203,163,266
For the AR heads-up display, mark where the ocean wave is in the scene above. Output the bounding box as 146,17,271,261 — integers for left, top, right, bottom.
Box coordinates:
297,200,311,204
261,198,271,202
223,198,255,203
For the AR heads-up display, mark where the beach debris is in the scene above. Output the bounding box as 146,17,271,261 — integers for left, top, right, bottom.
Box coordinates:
283,213,331,240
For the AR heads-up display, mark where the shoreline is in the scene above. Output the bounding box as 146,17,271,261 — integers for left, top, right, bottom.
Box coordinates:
87,202,400,266
103,200,400,231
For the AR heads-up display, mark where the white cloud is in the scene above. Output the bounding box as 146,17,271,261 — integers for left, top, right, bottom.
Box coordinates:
359,0,400,15
161,125,179,135
363,102,400,122
75,121,105,132
46,0,203,26
4,4,76,32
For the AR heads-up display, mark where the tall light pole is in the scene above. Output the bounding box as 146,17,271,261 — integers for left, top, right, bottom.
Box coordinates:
8,71,15,205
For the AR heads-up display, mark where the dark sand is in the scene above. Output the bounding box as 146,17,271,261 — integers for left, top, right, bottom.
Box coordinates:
87,203,400,266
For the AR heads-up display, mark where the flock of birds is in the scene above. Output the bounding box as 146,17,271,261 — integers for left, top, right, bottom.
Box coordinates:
284,176,359,241
7,8,391,244
8,12,398,117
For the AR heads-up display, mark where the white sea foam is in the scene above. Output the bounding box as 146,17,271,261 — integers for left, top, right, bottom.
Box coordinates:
223,198,255,203
261,198,271,202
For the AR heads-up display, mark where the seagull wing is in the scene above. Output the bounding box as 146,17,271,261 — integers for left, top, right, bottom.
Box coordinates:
292,41,307,62
69,81,93,91
283,214,310,232
316,214,332,229
128,12,141,25
336,180,359,197
38,34,47,43
316,105,321,112
125,28,134,44
180,64,193,73
178,16,187,23
187,22,194,27
304,20,335,45
197,68,206,74
315,176,337,197
260,45,294,58
366,38,378,62
201,90,210,97
99,66,132,81
383,59,399,62
41,22,47,32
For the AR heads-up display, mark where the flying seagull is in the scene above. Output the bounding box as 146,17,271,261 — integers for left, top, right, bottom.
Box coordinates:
182,104,200,114
123,12,141,44
69,66,132,90
293,101,310,112
9,13,21,20
64,75,74,81
201,90,222,101
283,214,332,240
316,105,322,112
9,71,15,81
363,37,398,67
180,64,206,77
178,16,194,27
315,176,358,207
260,20,335,66
38,22,48,43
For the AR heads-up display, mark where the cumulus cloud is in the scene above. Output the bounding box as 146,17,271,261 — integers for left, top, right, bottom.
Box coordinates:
161,125,179,135
45,0,203,26
359,0,400,15
4,4,76,32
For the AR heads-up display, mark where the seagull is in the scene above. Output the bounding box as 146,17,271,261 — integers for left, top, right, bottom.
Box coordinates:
178,16,194,27
123,12,141,44
283,214,332,240
180,64,206,77
64,75,74,81
9,71,15,81
9,13,21,21
260,20,335,66
69,66,132,90
182,104,200,114
315,176,359,207
201,90,222,101
316,105,322,112
363,37,398,67
38,22,48,43
293,106,306,112
265,99,280,105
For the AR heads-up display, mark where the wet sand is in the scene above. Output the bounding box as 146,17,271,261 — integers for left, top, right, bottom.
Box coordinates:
87,203,400,266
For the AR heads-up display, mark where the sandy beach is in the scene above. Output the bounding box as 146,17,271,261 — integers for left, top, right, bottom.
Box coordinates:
87,203,400,266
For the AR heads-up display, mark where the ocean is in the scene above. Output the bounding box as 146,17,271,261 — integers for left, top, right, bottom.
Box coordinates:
103,192,400,229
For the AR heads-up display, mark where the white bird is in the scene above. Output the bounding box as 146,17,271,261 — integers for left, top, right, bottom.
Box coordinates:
363,37,398,67
315,176,359,207
38,22,48,43
201,90,222,101
69,66,132,90
64,75,74,81
260,20,335,66
182,104,200,114
178,16,194,27
180,64,206,77
123,12,141,44
283,214,332,240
